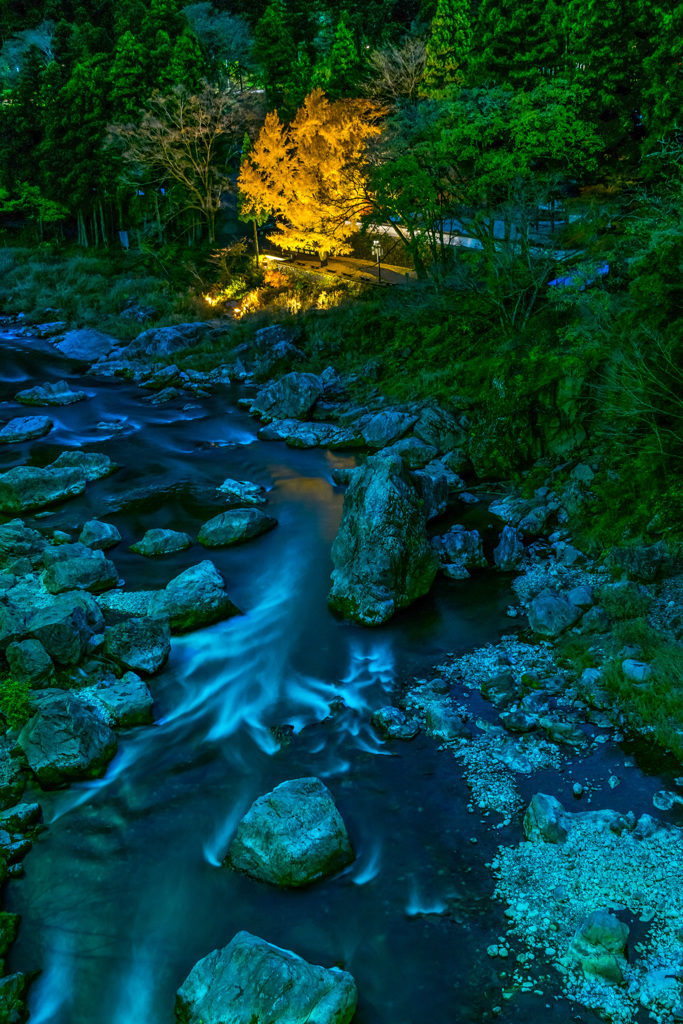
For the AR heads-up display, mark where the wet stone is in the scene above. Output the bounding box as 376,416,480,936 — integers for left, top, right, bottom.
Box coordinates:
131,529,192,557
228,777,354,888
0,416,53,444
79,520,121,551
175,930,358,1024
6,639,54,687
198,509,277,548
371,706,420,740
103,617,171,675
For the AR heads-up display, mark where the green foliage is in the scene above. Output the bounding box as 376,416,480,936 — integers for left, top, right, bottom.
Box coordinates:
595,581,651,621
322,16,362,100
0,678,32,732
253,3,295,107
473,0,564,91
601,626,683,760
420,0,470,97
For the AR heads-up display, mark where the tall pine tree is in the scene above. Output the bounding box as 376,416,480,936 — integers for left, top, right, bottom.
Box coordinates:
254,2,296,107
420,0,471,98
324,15,362,99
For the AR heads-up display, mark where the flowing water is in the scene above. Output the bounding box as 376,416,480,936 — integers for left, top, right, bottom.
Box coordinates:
0,333,675,1024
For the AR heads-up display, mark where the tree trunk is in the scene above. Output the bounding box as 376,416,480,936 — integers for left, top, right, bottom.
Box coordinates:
253,219,259,266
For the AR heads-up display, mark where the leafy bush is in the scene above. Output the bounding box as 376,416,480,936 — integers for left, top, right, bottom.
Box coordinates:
0,678,32,731
595,581,651,620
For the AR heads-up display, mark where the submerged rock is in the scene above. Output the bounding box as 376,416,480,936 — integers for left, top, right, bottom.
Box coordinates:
328,454,438,626
0,416,53,444
175,930,357,1024
228,777,354,888
14,380,86,406
198,509,277,548
18,692,117,787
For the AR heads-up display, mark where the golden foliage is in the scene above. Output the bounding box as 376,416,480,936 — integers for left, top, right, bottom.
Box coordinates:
238,89,384,258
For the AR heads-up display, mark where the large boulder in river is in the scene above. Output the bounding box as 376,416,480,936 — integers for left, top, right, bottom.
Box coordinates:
175,930,358,1024
17,692,117,787
249,372,323,424
14,380,86,406
51,451,115,482
328,454,438,626
228,777,354,888
528,589,581,637
198,509,277,548
0,605,24,652
411,463,448,520
104,617,171,674
0,416,52,444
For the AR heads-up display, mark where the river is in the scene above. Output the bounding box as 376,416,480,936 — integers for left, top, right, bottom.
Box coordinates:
0,331,673,1024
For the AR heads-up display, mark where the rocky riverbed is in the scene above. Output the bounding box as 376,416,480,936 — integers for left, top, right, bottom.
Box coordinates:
0,316,681,1023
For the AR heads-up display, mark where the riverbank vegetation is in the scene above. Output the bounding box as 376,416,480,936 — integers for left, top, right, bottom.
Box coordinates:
2,0,683,551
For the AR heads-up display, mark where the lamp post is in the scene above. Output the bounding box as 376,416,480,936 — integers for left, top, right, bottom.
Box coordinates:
372,239,383,283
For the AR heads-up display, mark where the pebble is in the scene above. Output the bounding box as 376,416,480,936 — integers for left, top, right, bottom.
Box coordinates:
573,782,584,797
609,775,621,789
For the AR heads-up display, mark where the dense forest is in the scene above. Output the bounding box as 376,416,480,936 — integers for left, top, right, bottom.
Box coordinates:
2,0,683,543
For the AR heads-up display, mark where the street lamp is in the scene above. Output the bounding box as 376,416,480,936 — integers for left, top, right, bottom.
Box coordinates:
372,239,383,283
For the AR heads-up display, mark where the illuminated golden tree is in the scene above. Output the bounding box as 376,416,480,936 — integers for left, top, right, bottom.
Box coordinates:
237,89,383,259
